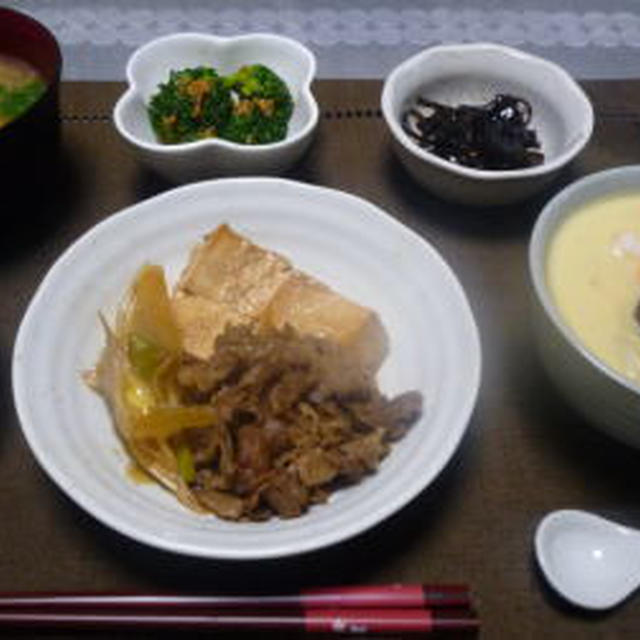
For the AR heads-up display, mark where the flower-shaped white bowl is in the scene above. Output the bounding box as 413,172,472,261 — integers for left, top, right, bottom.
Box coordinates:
113,33,318,182
381,43,594,207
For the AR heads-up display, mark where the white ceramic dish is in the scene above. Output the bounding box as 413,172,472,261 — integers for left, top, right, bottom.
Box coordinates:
12,177,481,560
529,165,640,449
113,33,318,182
381,43,593,207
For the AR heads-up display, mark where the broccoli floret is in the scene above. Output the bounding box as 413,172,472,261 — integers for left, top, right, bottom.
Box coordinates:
148,67,232,144
147,64,294,146
222,64,293,144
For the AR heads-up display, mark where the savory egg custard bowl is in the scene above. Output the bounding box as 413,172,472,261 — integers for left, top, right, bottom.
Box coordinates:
547,192,640,385
530,166,640,451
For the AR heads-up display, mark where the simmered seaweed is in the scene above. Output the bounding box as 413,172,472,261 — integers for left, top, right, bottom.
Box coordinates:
402,94,544,170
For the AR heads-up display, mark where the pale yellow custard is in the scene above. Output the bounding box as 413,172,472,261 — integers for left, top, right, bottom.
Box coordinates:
547,192,640,383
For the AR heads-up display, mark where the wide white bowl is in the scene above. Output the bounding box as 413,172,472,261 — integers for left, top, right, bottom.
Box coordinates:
13,178,481,560
381,43,594,207
113,33,318,182
529,166,640,449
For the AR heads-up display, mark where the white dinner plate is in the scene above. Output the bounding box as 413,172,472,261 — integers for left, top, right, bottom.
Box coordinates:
12,177,481,559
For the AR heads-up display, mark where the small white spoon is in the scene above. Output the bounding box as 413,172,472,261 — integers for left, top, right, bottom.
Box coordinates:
535,509,640,610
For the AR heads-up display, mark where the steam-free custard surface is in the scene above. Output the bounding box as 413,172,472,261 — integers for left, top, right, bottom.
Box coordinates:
547,192,640,383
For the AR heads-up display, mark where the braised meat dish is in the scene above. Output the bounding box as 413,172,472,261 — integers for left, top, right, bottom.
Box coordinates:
90,225,422,520
173,324,421,519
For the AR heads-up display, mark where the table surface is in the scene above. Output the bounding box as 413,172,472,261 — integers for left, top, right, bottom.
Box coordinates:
2,79,640,639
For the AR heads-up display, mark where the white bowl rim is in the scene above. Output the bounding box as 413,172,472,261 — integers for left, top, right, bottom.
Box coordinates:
113,32,319,154
529,164,640,396
381,42,594,182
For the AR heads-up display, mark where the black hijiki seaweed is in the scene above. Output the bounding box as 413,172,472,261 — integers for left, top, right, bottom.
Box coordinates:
402,94,544,170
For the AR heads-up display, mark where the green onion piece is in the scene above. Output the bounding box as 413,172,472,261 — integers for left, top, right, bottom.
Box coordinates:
176,445,196,484
127,332,166,380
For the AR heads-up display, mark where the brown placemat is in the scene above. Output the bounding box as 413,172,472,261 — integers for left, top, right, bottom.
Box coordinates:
2,80,640,639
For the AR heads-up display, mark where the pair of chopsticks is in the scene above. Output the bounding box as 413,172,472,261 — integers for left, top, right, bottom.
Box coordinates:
0,583,479,634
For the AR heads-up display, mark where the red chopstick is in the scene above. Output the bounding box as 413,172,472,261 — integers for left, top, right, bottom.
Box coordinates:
0,583,470,610
0,608,479,634
0,584,479,633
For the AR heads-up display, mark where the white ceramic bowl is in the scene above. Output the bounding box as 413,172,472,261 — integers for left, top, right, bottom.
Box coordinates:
529,166,640,449
381,43,594,207
13,178,481,559
113,33,318,182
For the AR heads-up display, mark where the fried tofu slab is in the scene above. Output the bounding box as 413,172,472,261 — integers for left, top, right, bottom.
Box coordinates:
172,224,389,373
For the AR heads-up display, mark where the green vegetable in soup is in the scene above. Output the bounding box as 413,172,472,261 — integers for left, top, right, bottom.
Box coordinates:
147,64,293,145
0,54,46,128
0,79,45,121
